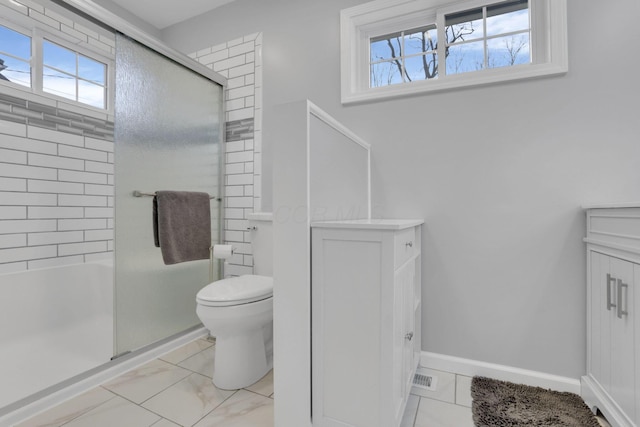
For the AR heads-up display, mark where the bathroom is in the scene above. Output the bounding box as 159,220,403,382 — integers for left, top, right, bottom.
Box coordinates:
0,0,639,426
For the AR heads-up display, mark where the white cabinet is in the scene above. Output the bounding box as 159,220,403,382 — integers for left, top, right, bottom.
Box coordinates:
311,219,423,427
582,206,640,427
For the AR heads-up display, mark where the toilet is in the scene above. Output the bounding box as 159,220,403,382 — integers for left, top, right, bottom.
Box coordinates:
196,214,273,390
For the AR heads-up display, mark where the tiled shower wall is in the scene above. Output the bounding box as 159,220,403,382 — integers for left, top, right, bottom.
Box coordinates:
0,0,262,275
0,0,115,274
190,33,263,277
0,0,261,276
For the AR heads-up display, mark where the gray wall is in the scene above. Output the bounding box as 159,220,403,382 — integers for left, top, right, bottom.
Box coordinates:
162,0,640,379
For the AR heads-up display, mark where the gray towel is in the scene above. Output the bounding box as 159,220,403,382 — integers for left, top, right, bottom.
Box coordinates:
154,191,211,265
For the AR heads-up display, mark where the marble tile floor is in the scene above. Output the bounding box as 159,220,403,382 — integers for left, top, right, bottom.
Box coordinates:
14,338,612,427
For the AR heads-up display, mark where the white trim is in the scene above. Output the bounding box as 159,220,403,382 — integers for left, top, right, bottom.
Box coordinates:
583,202,640,210
341,0,568,104
420,351,581,394
0,327,208,427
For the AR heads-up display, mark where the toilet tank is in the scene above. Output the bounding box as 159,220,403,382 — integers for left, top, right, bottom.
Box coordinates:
247,213,273,276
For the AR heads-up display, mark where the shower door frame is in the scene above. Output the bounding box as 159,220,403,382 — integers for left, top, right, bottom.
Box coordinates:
60,0,226,89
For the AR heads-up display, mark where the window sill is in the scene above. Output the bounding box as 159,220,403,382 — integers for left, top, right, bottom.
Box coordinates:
341,61,568,105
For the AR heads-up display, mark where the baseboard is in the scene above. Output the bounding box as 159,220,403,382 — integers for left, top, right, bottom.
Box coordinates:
0,327,208,427
420,351,581,395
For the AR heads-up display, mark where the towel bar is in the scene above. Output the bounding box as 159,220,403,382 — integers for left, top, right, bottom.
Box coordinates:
132,190,220,201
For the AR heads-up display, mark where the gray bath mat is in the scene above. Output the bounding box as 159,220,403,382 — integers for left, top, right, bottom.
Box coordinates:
471,376,600,427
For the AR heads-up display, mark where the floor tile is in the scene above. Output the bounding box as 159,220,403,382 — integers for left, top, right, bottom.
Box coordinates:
177,346,216,378
101,359,192,404
15,387,116,427
62,396,160,427
245,370,273,397
192,390,273,427
159,339,214,365
455,375,473,407
141,373,235,427
414,396,474,427
151,419,181,427
151,418,181,427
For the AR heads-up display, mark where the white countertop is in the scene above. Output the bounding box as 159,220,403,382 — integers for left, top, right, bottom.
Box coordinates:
582,202,640,210
311,218,424,230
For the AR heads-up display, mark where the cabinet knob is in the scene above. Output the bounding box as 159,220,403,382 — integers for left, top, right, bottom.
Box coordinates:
405,332,414,341
405,242,413,248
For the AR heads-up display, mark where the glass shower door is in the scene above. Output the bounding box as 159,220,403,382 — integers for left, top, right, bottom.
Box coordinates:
114,34,223,355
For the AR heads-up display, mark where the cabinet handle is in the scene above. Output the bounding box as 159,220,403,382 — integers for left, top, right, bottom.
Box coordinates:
617,279,629,319
405,332,414,341
405,242,413,248
606,274,617,310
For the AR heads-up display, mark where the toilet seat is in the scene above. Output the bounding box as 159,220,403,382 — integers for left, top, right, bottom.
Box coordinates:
196,275,273,307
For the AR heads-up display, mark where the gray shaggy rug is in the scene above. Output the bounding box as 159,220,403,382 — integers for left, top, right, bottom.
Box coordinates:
471,376,600,427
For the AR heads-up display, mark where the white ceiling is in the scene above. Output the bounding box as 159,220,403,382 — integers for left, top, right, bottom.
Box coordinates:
109,0,236,29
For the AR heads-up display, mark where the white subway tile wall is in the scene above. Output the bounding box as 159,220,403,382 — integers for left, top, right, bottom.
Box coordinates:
190,33,263,276
0,0,262,277
0,0,115,273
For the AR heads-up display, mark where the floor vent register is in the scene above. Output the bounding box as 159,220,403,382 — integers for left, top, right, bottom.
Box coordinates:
413,372,438,392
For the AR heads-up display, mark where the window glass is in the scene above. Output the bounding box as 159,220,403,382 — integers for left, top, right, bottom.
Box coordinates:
371,33,402,62
404,26,437,57
370,24,439,87
486,1,529,36
43,66,76,101
446,41,484,74
79,55,106,85
487,34,530,69
43,40,76,75
445,0,529,76
371,61,402,87
78,80,105,109
445,8,484,41
0,25,31,87
42,39,108,109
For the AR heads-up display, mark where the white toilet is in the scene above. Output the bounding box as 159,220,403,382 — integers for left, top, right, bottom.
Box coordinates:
196,214,273,390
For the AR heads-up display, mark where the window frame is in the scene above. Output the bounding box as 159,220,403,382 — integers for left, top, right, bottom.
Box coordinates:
340,0,568,104
0,19,114,113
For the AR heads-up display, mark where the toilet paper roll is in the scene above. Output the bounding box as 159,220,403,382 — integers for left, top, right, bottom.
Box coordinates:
212,244,234,260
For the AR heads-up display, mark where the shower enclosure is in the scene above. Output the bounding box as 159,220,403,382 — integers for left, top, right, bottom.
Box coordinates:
114,34,224,355
0,0,224,415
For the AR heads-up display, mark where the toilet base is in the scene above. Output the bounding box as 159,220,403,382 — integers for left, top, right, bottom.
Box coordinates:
212,327,273,390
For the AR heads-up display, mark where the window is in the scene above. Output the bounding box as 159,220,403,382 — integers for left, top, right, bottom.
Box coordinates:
0,25,31,88
341,0,568,104
0,23,110,110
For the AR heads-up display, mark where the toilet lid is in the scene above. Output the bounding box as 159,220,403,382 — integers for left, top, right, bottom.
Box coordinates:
197,275,273,306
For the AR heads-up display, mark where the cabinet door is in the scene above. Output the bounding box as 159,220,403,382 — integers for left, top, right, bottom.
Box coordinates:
609,257,635,421
589,251,611,391
392,257,416,424
635,263,640,426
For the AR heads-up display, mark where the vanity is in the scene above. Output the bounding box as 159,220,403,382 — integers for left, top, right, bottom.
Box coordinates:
582,204,640,427
311,219,423,427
